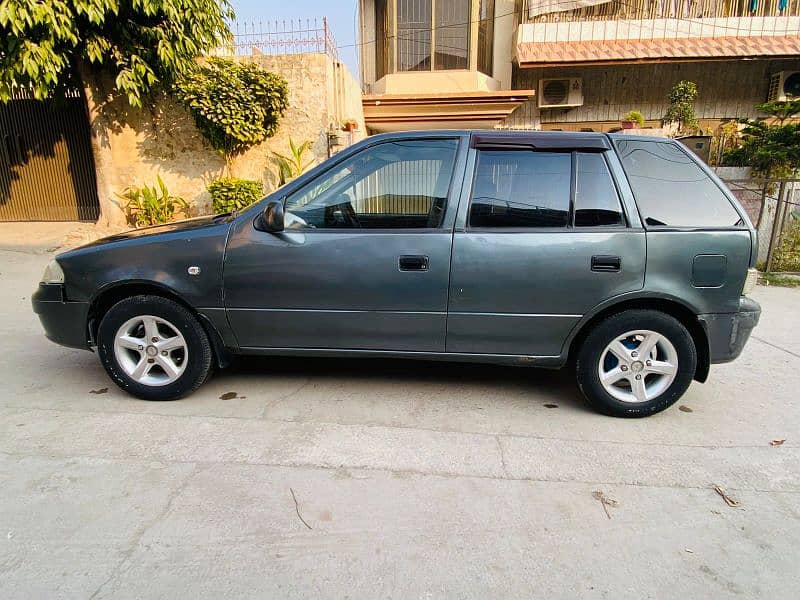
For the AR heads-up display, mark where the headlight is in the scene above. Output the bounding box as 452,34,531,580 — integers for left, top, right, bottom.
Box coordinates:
742,268,758,296
41,259,65,284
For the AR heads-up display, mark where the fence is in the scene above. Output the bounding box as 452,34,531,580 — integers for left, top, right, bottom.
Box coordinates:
723,177,800,273
227,18,339,60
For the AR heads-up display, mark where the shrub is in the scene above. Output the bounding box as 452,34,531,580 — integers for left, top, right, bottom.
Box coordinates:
663,81,699,133
176,58,289,170
207,177,264,214
272,139,315,186
773,217,800,272
622,110,645,128
118,176,187,227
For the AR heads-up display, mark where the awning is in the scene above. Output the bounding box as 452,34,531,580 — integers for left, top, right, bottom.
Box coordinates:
362,90,536,133
517,35,800,68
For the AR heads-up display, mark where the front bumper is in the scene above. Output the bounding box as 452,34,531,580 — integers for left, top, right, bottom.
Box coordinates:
31,283,90,350
699,296,761,364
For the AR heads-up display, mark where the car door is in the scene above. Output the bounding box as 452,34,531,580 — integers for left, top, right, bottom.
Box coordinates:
224,135,466,352
446,133,646,357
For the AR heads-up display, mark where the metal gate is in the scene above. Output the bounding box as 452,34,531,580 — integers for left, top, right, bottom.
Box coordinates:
0,88,100,221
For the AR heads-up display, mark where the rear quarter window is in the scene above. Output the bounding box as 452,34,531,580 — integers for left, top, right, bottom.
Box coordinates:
613,139,742,228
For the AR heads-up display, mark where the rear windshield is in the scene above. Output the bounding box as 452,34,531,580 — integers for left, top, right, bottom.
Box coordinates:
613,139,742,228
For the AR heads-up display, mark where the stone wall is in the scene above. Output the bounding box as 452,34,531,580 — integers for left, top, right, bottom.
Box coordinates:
87,53,366,226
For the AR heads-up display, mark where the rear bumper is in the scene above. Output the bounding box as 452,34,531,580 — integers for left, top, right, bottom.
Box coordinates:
699,296,761,364
31,283,90,350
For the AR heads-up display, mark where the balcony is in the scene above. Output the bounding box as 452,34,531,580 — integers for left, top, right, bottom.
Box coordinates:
516,0,800,67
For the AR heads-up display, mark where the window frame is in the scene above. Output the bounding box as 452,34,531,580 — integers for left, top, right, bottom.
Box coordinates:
278,135,464,234
393,0,474,74
611,138,749,232
464,147,630,233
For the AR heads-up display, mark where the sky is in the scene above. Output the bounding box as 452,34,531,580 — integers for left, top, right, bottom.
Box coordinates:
230,0,360,76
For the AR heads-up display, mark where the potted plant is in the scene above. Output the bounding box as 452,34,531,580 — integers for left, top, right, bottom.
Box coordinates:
621,110,645,129
342,118,359,132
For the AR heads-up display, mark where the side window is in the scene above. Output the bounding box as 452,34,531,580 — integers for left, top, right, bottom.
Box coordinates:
284,139,458,229
469,151,571,228
614,139,742,227
574,152,625,227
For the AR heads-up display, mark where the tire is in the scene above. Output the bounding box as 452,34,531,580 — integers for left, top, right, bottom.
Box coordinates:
97,295,213,401
575,309,697,418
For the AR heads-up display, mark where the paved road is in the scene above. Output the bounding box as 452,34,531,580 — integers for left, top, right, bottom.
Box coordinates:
1,247,798,599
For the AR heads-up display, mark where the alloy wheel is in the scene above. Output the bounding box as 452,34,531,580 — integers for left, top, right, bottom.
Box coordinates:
113,315,188,386
598,329,679,403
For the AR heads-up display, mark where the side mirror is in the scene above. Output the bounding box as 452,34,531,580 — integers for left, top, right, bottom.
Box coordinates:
255,199,285,233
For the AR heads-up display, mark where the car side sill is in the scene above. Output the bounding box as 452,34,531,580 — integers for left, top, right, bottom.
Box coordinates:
236,346,564,368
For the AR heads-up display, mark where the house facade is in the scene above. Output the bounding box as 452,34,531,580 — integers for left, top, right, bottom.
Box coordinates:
358,0,800,132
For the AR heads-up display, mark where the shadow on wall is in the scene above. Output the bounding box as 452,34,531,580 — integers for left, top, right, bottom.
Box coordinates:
86,73,225,217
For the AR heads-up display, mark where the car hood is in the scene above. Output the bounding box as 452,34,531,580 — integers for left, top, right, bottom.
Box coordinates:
63,215,232,253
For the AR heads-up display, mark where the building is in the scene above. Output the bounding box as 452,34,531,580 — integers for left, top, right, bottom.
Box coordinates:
358,0,800,133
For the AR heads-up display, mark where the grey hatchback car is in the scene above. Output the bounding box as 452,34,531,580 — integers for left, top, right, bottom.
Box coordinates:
33,131,761,417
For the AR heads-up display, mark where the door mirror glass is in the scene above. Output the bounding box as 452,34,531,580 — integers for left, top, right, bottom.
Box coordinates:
255,199,285,232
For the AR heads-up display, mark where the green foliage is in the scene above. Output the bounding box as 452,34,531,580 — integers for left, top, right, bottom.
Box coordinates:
0,0,234,107
176,58,289,161
772,217,800,273
722,120,800,179
272,138,314,186
622,110,645,128
207,177,263,214
756,100,800,124
663,81,699,133
118,176,187,227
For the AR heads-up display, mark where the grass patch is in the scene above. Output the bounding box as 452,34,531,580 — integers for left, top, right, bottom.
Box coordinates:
759,273,800,288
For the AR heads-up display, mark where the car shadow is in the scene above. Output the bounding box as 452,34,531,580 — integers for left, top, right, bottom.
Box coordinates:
213,354,586,411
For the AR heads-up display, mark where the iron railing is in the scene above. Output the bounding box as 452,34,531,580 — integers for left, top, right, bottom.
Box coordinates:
226,18,339,60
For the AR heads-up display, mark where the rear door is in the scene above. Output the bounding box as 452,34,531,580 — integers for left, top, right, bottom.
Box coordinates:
446,133,646,357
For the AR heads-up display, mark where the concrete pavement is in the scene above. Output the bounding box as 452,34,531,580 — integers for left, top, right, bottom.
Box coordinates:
0,246,798,598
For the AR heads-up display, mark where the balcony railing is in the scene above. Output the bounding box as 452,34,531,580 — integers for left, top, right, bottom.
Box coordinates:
524,0,800,22
518,0,800,45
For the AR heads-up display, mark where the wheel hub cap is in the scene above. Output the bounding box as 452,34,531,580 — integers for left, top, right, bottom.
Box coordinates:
597,329,679,404
113,315,188,387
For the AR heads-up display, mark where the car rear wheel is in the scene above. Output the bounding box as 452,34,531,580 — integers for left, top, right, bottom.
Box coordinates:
576,309,697,417
97,295,213,400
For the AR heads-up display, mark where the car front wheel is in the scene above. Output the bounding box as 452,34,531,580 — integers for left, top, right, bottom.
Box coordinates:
576,309,697,417
97,295,213,400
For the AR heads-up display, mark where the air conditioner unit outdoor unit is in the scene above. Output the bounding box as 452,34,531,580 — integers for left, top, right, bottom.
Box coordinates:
538,78,584,109
767,71,800,102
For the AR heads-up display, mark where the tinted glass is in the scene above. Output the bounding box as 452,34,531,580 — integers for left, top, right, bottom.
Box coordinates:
470,151,571,228
285,139,458,229
574,152,624,227
614,139,742,227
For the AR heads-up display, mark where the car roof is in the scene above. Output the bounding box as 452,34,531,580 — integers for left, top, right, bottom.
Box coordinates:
370,129,611,149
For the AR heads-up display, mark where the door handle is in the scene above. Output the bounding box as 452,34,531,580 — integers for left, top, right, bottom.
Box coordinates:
591,255,621,272
398,255,429,271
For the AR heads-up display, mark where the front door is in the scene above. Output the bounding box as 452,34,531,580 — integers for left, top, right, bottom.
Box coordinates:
224,136,465,352
446,137,646,357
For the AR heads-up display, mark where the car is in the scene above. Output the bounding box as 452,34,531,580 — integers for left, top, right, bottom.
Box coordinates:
32,130,761,417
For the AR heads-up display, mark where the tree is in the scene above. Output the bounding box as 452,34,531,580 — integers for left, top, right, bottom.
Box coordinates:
663,80,699,134
756,99,800,125
175,57,289,173
724,101,800,179
0,0,234,107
